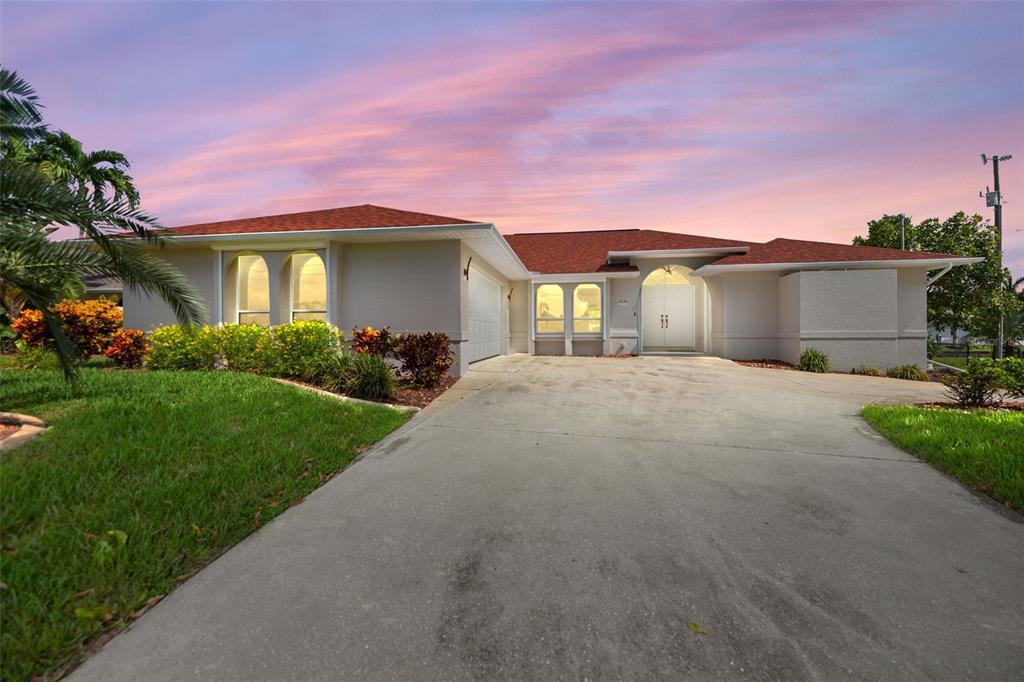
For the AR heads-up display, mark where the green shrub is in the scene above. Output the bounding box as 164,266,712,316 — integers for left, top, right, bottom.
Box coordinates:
926,337,939,359
145,325,216,370
10,340,57,370
1000,357,1024,400
319,352,396,401
264,321,343,382
886,364,928,381
214,324,270,372
944,359,1004,407
851,364,884,377
394,332,453,387
345,353,397,401
798,347,832,373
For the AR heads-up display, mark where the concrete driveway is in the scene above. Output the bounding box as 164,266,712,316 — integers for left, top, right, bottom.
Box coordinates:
73,356,1024,681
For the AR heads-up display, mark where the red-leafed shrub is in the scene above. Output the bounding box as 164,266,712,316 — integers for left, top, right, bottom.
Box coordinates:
104,328,149,368
351,326,395,357
10,308,47,346
394,332,453,387
11,298,123,358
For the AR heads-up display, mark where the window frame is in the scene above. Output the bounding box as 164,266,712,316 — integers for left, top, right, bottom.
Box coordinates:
236,254,271,327
289,251,328,323
572,283,603,336
534,284,565,335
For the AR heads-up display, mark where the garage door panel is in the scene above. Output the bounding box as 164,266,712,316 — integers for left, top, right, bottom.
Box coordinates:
466,269,502,363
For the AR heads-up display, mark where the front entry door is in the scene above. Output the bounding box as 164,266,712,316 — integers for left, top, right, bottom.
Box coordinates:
642,282,696,350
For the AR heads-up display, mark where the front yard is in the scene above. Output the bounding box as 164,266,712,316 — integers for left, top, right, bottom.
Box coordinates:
862,405,1023,511
0,369,409,681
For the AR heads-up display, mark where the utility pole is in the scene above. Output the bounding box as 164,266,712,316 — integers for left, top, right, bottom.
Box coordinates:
981,153,1013,359
899,213,905,250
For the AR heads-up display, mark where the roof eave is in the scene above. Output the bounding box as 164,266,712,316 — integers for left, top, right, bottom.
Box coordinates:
606,246,749,263
692,256,984,277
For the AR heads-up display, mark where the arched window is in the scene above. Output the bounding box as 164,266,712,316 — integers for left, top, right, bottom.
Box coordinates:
237,254,270,326
643,265,691,287
573,283,602,334
535,284,564,334
291,252,327,322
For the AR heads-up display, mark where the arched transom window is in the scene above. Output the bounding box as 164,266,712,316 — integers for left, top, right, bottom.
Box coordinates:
535,284,564,334
643,265,692,287
291,252,327,322
237,254,270,327
573,284,602,334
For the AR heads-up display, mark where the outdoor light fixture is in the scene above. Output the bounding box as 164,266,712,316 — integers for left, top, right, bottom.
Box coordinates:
463,256,472,280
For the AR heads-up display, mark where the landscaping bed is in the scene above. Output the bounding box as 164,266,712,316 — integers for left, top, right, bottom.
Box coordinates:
0,369,409,681
862,404,1023,512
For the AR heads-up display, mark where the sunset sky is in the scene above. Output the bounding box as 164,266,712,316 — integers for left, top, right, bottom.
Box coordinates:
4,1,1023,274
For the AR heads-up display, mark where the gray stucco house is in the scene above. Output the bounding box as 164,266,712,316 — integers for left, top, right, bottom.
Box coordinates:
124,204,980,376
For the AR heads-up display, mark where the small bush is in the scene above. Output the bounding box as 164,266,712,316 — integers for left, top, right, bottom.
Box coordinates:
319,352,397,401
1000,357,1024,400
145,325,216,370
395,331,453,387
851,364,884,377
10,340,57,370
103,329,149,368
798,347,832,373
214,324,270,372
11,298,123,358
944,359,1003,407
264,321,343,382
886,364,928,381
926,337,939,359
345,353,397,400
351,326,395,357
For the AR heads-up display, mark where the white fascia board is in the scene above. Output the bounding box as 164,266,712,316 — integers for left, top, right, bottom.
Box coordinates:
530,271,639,283
606,246,748,261
692,257,983,277
154,222,494,244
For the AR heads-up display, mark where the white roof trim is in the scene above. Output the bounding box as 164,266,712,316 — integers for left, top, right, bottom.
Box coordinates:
530,271,639,283
157,222,493,242
606,246,748,261
120,222,531,280
693,256,983,277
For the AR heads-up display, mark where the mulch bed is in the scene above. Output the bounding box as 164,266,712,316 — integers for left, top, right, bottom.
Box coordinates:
735,359,797,371
0,423,20,441
392,375,458,408
914,401,1024,413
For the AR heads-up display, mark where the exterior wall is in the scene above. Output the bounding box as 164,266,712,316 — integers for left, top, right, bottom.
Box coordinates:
608,277,640,355
774,269,924,371
709,271,781,360
507,279,530,354
123,248,218,329
896,268,928,368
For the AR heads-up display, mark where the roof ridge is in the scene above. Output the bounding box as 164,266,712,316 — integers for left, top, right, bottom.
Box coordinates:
508,228,640,236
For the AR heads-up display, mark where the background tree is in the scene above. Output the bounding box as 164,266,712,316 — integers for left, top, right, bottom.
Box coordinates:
853,211,1007,351
0,66,205,378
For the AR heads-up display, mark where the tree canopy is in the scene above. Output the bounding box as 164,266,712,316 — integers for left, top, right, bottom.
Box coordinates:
0,66,205,378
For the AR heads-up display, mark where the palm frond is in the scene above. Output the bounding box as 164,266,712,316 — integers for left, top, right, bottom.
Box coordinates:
0,66,46,141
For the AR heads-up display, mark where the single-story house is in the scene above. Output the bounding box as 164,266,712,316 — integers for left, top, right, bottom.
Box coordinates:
123,204,981,375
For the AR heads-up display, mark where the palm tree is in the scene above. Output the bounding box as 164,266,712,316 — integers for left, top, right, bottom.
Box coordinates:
31,130,141,208
0,66,205,379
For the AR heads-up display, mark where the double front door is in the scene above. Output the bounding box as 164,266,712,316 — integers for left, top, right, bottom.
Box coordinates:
642,283,695,350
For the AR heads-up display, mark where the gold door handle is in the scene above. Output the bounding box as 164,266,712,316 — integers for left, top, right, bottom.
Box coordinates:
664,314,669,328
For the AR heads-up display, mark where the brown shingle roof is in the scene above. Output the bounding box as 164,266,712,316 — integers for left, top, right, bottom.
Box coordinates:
160,204,478,236
504,229,750,274
711,238,966,266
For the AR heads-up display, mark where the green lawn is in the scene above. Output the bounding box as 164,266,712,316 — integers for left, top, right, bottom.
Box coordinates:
932,343,993,370
0,369,409,681
862,405,1024,511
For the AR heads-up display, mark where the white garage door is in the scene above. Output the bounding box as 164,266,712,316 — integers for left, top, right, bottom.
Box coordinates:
466,269,502,364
